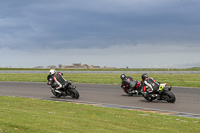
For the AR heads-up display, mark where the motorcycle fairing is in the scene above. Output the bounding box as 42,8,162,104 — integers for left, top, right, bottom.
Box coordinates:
159,83,167,91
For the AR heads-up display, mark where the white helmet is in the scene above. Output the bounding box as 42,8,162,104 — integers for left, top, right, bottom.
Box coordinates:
49,69,56,75
120,74,126,80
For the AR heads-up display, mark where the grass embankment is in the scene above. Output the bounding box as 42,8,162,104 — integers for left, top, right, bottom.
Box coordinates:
0,73,200,87
0,96,199,133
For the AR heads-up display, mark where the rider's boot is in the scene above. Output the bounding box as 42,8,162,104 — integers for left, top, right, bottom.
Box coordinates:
129,89,136,94
55,89,62,94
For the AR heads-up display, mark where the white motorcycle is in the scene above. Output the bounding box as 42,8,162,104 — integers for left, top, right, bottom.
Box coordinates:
143,83,176,103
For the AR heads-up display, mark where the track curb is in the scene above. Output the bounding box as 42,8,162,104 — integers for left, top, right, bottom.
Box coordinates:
42,97,200,119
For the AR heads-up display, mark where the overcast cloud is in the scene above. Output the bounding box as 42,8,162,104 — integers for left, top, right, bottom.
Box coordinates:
0,0,200,68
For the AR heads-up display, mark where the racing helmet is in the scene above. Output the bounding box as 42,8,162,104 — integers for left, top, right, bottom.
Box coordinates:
120,74,126,80
49,69,56,75
141,73,148,81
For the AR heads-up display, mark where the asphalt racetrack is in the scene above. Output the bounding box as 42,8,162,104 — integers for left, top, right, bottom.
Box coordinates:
0,81,200,117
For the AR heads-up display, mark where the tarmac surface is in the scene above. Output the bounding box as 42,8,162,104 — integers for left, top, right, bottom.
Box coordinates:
0,81,200,118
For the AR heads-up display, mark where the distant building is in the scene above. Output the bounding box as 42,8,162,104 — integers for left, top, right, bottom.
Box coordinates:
63,63,88,69
47,65,57,69
89,65,100,69
73,63,81,66
83,64,89,68
62,63,115,69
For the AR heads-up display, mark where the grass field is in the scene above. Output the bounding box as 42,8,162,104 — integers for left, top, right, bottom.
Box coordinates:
0,96,199,133
0,73,200,87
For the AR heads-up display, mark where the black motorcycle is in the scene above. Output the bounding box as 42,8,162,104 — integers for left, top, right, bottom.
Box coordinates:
47,75,79,99
143,83,176,103
121,80,142,96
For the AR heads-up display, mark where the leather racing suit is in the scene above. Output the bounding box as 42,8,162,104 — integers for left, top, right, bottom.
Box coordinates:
121,76,138,90
53,72,67,90
143,78,159,93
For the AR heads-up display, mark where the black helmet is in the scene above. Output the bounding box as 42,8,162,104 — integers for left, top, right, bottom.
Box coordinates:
120,74,126,80
141,73,148,81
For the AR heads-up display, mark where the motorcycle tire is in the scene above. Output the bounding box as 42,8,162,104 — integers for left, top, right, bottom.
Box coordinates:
163,90,176,103
69,89,80,99
143,93,153,102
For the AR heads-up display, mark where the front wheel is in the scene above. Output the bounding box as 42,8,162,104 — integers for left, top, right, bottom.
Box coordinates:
163,91,176,103
69,89,80,99
143,92,153,102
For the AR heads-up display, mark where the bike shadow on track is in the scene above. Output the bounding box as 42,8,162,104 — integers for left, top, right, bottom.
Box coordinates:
139,99,173,103
121,94,143,97
121,95,172,103
49,96,77,100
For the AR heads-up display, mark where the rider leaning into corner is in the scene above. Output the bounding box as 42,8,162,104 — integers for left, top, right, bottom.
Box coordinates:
120,74,142,94
120,74,134,86
47,69,68,93
141,73,159,94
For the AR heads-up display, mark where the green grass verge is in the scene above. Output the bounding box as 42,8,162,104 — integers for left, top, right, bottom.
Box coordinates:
0,96,199,133
0,73,200,87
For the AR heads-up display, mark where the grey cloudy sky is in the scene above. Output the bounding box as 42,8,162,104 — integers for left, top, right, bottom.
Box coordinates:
0,0,200,68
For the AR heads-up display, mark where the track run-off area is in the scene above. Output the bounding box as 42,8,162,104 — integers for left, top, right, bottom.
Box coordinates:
0,81,200,119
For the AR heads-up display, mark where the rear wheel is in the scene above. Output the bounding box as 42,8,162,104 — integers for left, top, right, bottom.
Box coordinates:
69,89,79,99
163,91,176,103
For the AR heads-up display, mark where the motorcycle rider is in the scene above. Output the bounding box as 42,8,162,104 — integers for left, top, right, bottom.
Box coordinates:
141,73,159,94
120,74,133,82
120,74,140,94
47,69,68,93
